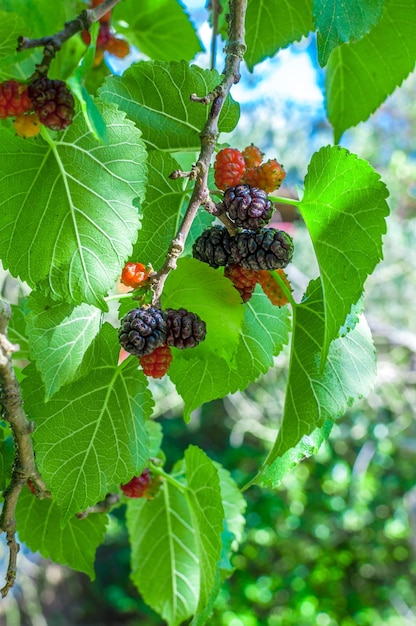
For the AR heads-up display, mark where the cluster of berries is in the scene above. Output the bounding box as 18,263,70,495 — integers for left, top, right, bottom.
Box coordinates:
214,145,286,194
118,262,207,378
120,467,163,499
193,146,294,305
82,0,130,65
0,77,75,138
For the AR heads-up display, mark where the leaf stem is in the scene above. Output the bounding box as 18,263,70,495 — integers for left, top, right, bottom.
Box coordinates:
150,0,248,307
269,195,300,207
150,464,187,495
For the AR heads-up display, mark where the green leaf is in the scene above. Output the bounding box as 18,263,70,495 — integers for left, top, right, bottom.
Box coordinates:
314,0,386,66
0,0,75,37
133,150,191,269
127,446,224,626
299,145,389,363
256,279,377,488
326,0,416,141
162,258,244,362
146,420,163,458
127,482,198,626
67,24,109,143
113,0,203,62
185,445,223,615
0,434,14,491
26,291,102,400
7,301,30,361
99,61,240,151
0,12,26,60
216,465,246,545
16,487,107,579
169,288,290,420
245,0,313,71
0,104,147,307
22,324,151,523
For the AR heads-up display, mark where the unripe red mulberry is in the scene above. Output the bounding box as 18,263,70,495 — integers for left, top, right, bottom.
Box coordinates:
214,147,246,191
121,262,150,288
28,77,75,131
140,345,172,378
0,80,32,119
121,469,151,498
224,264,259,302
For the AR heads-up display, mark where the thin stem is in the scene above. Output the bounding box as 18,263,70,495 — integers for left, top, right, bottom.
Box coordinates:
269,195,301,207
151,0,248,307
150,464,187,495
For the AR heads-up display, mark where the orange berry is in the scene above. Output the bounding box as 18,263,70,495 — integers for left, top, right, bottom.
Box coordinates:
121,262,150,288
214,147,246,191
242,144,264,169
243,159,286,194
258,268,291,306
13,113,41,138
106,36,130,58
224,264,259,303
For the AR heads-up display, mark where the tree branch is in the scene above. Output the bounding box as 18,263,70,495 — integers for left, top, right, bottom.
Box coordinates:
16,0,125,77
76,493,120,519
0,301,50,598
151,0,247,306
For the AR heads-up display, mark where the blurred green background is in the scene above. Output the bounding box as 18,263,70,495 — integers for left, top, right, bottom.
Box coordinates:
1,26,416,626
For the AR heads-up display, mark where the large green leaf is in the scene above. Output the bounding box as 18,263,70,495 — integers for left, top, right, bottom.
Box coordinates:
256,279,376,488
314,0,386,66
299,145,389,363
7,301,30,361
127,483,198,626
113,0,203,62
245,0,313,71
326,0,416,141
132,150,191,269
127,446,224,626
169,287,290,420
162,258,244,362
22,324,151,523
185,446,223,615
0,434,14,491
16,487,107,579
99,61,239,151
26,291,102,400
0,12,26,60
0,104,147,308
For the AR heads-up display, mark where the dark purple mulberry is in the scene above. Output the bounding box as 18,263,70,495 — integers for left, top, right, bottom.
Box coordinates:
118,307,167,357
166,308,206,349
192,226,233,268
230,228,294,271
29,77,75,131
221,184,273,230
